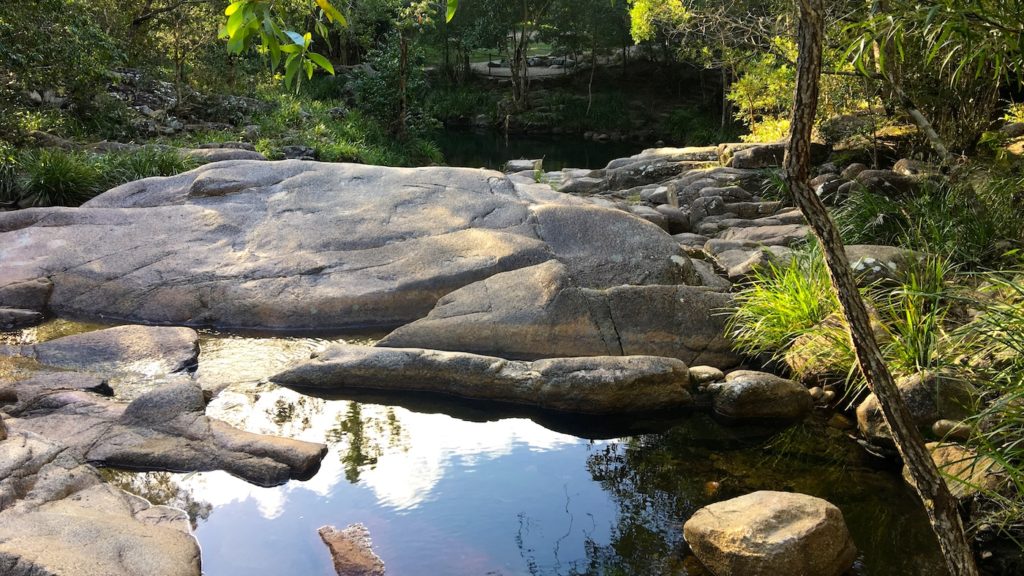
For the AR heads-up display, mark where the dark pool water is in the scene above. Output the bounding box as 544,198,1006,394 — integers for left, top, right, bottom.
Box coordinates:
92,332,948,576
437,130,643,171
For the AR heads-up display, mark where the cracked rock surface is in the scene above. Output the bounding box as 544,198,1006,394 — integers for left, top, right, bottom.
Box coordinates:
0,430,202,576
0,160,695,330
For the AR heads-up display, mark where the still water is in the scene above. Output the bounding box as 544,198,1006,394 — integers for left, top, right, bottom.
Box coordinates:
94,332,946,576
436,130,643,171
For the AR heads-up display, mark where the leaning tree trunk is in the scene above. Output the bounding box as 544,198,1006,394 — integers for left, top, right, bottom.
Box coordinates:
785,2,979,575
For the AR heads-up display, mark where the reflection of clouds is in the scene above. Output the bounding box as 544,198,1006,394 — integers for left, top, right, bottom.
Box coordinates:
193,380,584,519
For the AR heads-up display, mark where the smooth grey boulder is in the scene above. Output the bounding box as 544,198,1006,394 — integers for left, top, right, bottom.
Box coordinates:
717,223,810,246
0,431,201,576
683,491,856,576
0,160,690,330
273,344,693,414
5,379,327,486
856,371,975,445
6,325,199,375
377,261,739,368
708,370,812,423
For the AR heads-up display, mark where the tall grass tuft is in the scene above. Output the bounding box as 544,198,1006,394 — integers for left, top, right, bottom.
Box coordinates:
957,268,1024,541
17,148,103,207
727,244,836,361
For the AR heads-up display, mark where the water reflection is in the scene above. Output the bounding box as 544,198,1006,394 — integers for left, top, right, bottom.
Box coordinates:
90,332,947,576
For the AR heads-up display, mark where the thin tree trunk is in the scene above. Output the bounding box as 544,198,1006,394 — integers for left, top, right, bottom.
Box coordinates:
785,2,979,576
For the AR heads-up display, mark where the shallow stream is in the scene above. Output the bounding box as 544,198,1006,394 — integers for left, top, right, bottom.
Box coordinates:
63,328,948,576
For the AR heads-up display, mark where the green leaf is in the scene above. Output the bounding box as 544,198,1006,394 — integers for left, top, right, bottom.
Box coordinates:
225,1,245,17
285,53,302,89
279,43,301,54
307,52,334,75
304,59,314,80
225,6,247,38
446,0,458,23
315,0,348,27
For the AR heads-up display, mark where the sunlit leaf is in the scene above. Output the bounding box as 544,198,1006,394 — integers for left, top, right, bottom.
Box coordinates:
447,0,458,23
307,52,335,75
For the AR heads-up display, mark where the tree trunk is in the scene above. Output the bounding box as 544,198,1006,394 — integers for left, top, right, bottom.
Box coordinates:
785,2,979,576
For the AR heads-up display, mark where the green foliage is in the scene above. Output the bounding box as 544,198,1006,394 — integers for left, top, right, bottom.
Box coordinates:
666,107,740,146
729,244,960,389
727,245,836,361
957,269,1024,539
0,0,121,107
834,177,1020,268
425,85,499,124
98,147,200,183
353,32,438,136
875,256,958,376
235,89,441,166
0,141,17,203
15,149,104,207
7,147,198,208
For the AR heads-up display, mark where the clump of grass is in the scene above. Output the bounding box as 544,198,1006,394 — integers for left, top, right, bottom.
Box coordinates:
99,147,199,182
16,148,103,207
956,268,1024,541
729,243,961,391
8,146,199,207
727,244,836,361
834,177,1018,268
0,140,18,203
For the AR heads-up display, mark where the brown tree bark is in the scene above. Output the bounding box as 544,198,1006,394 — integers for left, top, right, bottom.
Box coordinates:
785,2,979,575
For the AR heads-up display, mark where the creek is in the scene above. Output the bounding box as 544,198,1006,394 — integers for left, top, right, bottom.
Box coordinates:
84,330,948,576
436,130,643,171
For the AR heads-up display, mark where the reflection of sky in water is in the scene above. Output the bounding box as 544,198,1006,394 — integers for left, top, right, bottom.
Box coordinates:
185,387,614,575
100,332,945,576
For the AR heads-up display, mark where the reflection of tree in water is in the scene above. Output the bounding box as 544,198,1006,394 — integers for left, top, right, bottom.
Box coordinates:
100,469,213,530
265,393,324,433
566,419,944,576
324,402,408,483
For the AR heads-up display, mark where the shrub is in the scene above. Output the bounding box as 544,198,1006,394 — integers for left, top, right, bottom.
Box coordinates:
666,107,739,146
16,149,103,207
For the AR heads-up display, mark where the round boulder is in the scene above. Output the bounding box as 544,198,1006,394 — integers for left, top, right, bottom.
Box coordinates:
708,370,812,423
683,491,857,576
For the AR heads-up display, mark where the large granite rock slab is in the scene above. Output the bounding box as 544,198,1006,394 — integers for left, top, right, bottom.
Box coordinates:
273,344,693,414
5,379,326,487
377,261,739,368
0,431,201,576
683,491,856,576
0,160,690,331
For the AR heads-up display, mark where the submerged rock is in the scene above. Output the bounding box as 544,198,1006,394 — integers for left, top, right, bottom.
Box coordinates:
0,160,691,331
273,344,693,414
377,260,738,368
683,491,856,576
0,431,201,576
318,524,386,576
